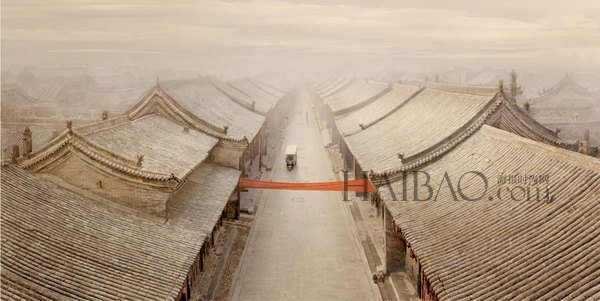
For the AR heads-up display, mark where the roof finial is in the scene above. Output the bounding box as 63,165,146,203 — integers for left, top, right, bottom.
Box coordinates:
499,78,504,90
156,76,159,87
22,126,32,157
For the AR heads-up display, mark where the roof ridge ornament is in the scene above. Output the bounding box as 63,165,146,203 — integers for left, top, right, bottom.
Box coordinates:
66,120,73,134
136,154,144,167
23,126,33,157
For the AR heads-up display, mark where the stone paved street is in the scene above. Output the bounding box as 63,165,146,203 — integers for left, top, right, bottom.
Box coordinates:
230,87,380,300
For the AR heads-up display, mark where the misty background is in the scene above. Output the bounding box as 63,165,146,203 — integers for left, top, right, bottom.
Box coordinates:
1,0,599,166
2,0,600,78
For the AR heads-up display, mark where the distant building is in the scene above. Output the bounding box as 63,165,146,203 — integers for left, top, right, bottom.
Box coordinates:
529,73,600,124
528,74,600,156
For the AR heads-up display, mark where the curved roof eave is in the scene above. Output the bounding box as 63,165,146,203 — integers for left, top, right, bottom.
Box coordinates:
19,129,176,182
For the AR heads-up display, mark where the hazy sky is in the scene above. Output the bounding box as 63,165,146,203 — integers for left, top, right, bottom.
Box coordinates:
2,0,600,75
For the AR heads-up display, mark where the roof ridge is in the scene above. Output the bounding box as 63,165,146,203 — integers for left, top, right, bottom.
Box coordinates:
502,99,579,147
126,84,248,143
321,76,356,98
479,125,600,170
247,77,281,99
532,74,592,102
366,79,391,86
426,82,500,96
209,78,266,115
561,74,589,92
251,77,286,95
75,115,130,135
19,130,175,181
370,92,503,177
344,86,425,136
332,82,393,116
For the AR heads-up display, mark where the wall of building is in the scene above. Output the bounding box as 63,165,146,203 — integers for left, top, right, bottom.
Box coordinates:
211,141,246,170
44,154,172,216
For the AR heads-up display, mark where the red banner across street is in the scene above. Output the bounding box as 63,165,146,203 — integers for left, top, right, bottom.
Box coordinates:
239,178,377,192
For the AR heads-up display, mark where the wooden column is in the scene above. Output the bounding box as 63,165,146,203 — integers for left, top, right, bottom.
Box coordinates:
237,183,241,219
383,205,387,274
259,134,262,172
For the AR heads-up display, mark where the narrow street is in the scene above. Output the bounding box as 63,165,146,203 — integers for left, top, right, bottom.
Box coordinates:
230,87,380,300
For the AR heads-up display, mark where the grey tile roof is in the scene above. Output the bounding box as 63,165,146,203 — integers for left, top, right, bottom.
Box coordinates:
161,79,266,141
86,114,218,179
229,78,280,112
556,125,600,146
1,128,57,159
251,75,290,96
378,125,600,300
1,84,38,107
318,76,355,98
344,86,499,173
313,73,341,94
1,269,62,301
334,84,421,136
325,79,391,114
531,74,595,105
169,162,241,231
67,82,153,111
209,77,268,114
1,165,205,300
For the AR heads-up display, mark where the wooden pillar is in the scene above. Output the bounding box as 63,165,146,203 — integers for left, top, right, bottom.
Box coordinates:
239,152,245,173
264,131,268,156
259,134,262,172
355,160,364,198
237,184,241,219
383,205,387,274
200,247,204,271
186,276,191,300
343,170,348,201
211,228,215,245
